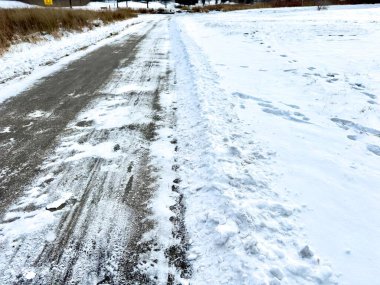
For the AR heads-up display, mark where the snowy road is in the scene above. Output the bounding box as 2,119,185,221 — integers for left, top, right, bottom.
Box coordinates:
0,16,188,284
1,5,380,285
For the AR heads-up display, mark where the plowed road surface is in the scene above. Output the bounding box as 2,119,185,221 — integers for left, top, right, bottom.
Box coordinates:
0,16,187,284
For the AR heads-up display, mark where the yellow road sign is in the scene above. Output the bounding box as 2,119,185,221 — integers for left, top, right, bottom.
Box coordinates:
44,0,53,5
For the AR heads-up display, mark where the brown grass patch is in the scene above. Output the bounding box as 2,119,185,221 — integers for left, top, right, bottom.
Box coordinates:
0,8,136,53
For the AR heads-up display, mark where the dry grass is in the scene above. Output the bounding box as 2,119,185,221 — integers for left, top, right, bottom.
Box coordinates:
0,8,136,52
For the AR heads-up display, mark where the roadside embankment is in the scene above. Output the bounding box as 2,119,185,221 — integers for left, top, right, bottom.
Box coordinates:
0,8,137,52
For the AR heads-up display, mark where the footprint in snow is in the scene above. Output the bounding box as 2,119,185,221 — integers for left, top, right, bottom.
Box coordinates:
347,135,357,141
351,83,365,90
367,145,380,156
362,92,377,100
331,118,380,137
283,103,300,109
232,92,272,104
261,104,310,124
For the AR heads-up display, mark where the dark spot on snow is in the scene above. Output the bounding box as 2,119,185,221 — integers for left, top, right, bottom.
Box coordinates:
331,118,380,137
258,102,273,108
127,162,133,173
152,114,161,121
170,138,177,144
233,92,271,104
46,203,66,212
43,177,54,185
77,133,90,144
75,120,94,127
143,122,156,141
113,144,120,152
123,175,134,202
327,78,339,83
262,105,310,124
172,185,179,192
1,216,21,224
96,275,111,284
172,165,179,171
347,135,357,141
173,178,181,184
362,92,376,99
351,83,365,90
284,104,300,109
299,246,313,259
167,273,175,285
293,112,303,117
121,124,135,131
368,100,377,105
367,144,380,156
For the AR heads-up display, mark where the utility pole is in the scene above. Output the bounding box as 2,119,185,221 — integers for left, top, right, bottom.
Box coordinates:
69,0,72,8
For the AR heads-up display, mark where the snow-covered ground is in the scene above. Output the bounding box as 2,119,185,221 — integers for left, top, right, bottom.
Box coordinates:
172,4,380,285
0,4,380,285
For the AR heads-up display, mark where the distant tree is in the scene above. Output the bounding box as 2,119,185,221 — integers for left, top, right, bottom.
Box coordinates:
316,0,328,9
176,0,198,4
160,0,170,7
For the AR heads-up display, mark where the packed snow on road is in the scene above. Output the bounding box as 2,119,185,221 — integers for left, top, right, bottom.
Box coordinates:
0,4,379,285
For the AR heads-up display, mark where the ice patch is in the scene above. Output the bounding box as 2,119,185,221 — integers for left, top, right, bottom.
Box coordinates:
46,193,74,211
112,83,155,94
23,271,36,280
0,126,11,133
64,141,121,162
28,110,51,119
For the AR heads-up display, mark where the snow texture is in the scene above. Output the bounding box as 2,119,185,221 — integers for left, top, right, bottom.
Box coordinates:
171,4,380,285
0,4,380,285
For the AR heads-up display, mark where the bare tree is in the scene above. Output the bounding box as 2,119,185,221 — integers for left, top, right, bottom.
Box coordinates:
317,0,328,10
